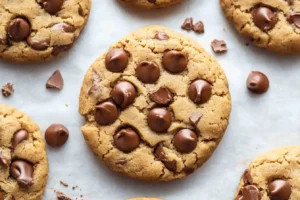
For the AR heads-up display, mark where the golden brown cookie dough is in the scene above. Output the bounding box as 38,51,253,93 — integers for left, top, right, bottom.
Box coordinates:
120,0,184,9
220,0,300,54
234,146,300,200
0,0,91,63
79,25,231,181
0,104,48,200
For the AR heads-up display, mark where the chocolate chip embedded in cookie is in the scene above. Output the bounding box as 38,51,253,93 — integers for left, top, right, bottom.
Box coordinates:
79,26,231,181
119,0,184,9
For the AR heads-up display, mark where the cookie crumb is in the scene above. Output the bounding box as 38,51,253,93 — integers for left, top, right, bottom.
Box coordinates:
1,83,14,97
181,17,193,30
57,192,72,200
46,70,64,90
60,181,69,187
211,39,228,53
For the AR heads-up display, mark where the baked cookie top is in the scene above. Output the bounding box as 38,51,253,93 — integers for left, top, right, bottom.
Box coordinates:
220,0,300,54
79,25,231,181
0,104,48,200
120,0,184,9
0,0,91,63
234,146,300,200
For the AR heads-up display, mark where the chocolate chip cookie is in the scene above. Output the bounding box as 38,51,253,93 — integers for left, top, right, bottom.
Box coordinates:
0,104,48,200
0,0,91,63
234,146,300,200
120,0,184,9
220,0,300,54
79,25,231,181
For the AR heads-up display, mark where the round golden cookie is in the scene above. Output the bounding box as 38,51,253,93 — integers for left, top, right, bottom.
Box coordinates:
0,0,91,63
0,104,48,200
234,146,300,200
120,0,184,9
220,0,300,54
79,25,231,181
128,198,162,200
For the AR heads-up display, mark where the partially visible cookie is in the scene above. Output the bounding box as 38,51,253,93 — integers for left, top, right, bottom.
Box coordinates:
234,146,300,200
220,0,300,54
128,198,162,200
0,0,91,63
120,0,184,9
0,104,48,200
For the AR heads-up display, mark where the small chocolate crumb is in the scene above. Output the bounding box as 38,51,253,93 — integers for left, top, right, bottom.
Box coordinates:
46,70,64,90
181,17,193,30
60,181,68,187
193,21,204,33
2,83,14,97
57,192,72,200
211,39,227,53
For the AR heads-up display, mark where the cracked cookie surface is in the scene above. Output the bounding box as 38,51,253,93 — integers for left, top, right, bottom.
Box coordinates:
0,104,48,200
120,0,184,9
234,146,300,200
0,0,91,63
220,0,300,54
79,25,231,181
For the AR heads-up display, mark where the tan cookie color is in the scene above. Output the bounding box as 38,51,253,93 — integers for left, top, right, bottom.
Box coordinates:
234,146,300,200
79,25,231,181
0,0,91,63
120,0,184,9
0,104,48,200
220,0,300,54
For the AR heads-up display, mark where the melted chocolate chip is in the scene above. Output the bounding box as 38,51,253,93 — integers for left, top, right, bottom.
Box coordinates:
114,128,140,152
237,185,261,200
43,0,65,15
147,108,172,133
188,80,212,104
243,169,253,185
288,12,300,29
154,145,177,172
154,32,169,40
247,71,269,94
105,49,129,73
149,87,173,105
136,61,160,83
7,18,31,41
27,37,50,51
12,130,29,150
10,160,34,187
189,113,203,127
52,44,73,56
174,129,197,153
268,180,291,200
0,153,8,166
252,6,278,31
51,23,75,33
45,124,69,147
95,101,119,125
111,81,137,109
162,50,187,74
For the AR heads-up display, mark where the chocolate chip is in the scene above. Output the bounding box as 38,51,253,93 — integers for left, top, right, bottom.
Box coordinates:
51,44,73,56
46,70,64,90
181,18,193,30
114,128,140,153
268,180,291,200
57,192,72,200
237,185,261,200
247,71,269,94
105,49,129,73
0,153,8,166
174,129,197,153
45,124,69,147
183,166,195,175
162,50,187,74
288,12,300,29
1,83,14,97
252,6,278,31
43,0,64,15
111,81,137,109
211,39,227,53
154,32,169,40
243,169,253,185
193,21,205,33
10,160,34,187
136,61,160,83
51,23,75,33
147,108,172,133
0,192,3,200
188,80,212,104
7,18,31,41
149,87,173,105
147,0,156,3
189,113,203,127
12,130,29,150
95,101,119,125
154,145,177,172
27,37,50,51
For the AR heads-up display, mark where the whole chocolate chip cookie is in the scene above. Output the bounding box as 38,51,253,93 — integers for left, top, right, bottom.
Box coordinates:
220,0,300,54
120,0,184,9
79,25,231,181
0,104,48,200
234,146,300,200
0,0,91,63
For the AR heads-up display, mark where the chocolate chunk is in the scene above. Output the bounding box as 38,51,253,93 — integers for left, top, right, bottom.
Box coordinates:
149,87,173,105
0,153,8,166
247,71,269,94
162,50,187,74
51,23,75,33
211,39,227,53
183,166,195,175
114,128,140,153
95,101,118,125
43,0,64,15
188,80,212,104
46,70,64,90
243,169,253,185
45,124,69,147
193,21,205,33
10,160,34,187
252,6,278,31
189,113,203,127
57,192,72,200
111,81,136,109
154,32,169,40
7,18,31,41
136,61,160,83
12,130,29,150
238,185,261,200
105,49,129,73
1,83,14,97
154,145,177,172
147,108,172,133
27,37,50,51
174,129,198,153
181,18,193,30
51,44,73,56
288,12,300,29
268,180,291,200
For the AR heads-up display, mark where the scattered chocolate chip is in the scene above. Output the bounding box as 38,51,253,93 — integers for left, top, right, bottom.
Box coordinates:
12,130,29,150
252,6,278,31
114,128,140,153
0,153,8,166
193,21,205,33
115,159,127,165
45,124,69,147
174,129,198,153
247,71,269,94
211,39,227,53
268,180,291,200
46,70,64,90
105,49,129,73
27,37,50,51
154,145,177,172
51,44,73,56
1,83,14,97
243,169,253,185
188,80,212,104
147,108,172,133
149,87,173,105
7,18,31,41
56,192,72,200
189,113,203,127
288,12,300,29
60,181,68,187
181,17,193,30
51,23,75,33
136,61,160,83
111,81,137,109
43,0,65,15
154,32,169,40
237,185,261,200
10,160,34,187
162,50,187,74
94,101,119,125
